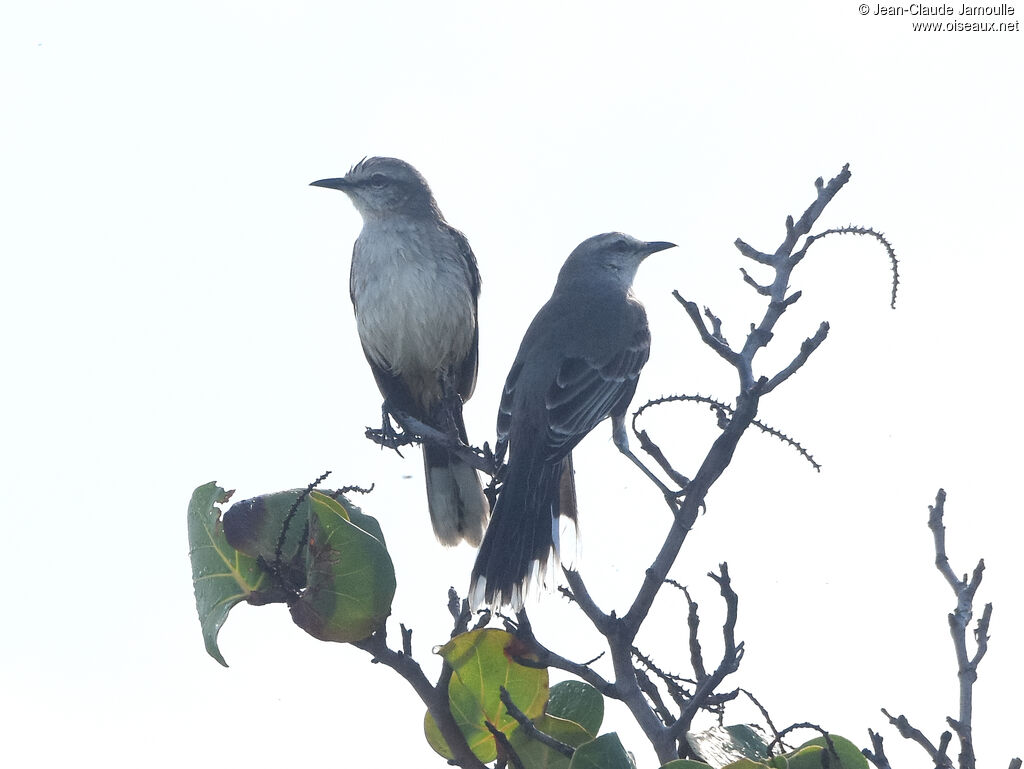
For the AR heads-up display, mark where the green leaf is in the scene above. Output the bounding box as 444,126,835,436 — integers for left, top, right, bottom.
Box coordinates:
660,761,716,769
721,760,771,769
547,680,604,737
507,713,594,769
187,482,266,667
222,488,315,594
424,628,549,762
784,747,825,769
288,492,396,643
788,736,867,769
568,733,636,769
687,725,770,767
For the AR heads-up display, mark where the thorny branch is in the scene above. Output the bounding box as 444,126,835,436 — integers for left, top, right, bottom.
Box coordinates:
632,393,821,472
368,407,499,475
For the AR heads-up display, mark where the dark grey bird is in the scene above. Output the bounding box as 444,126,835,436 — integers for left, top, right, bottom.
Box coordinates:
470,232,676,609
311,157,488,546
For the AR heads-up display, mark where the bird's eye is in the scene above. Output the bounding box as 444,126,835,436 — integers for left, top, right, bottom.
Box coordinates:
369,173,388,187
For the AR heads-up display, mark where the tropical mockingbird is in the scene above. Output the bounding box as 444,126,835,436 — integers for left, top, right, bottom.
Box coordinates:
311,157,489,546
470,232,676,608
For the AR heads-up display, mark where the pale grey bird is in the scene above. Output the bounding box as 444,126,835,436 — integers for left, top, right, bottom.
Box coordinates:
470,232,676,608
311,157,488,546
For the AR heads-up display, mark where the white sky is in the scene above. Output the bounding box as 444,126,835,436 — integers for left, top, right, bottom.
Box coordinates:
2,2,1021,767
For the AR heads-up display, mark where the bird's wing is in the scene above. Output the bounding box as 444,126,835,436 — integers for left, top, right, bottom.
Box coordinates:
495,359,523,463
544,324,651,460
445,223,482,401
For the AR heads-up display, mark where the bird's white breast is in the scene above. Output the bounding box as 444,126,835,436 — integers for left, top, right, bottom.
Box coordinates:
350,221,476,394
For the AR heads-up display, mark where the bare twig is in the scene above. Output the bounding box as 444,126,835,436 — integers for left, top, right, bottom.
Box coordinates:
680,586,708,681
633,664,678,726
498,686,575,758
928,489,989,769
447,587,473,637
669,564,744,741
739,688,785,752
674,291,743,366
863,728,894,769
871,489,1005,769
510,609,616,697
485,720,525,769
353,627,487,769
762,321,830,394
880,708,952,767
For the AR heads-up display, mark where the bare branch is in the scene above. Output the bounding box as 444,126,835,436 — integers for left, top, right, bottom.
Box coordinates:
682,586,708,681
634,427,692,489
634,667,675,726
863,729,894,769
510,609,616,697
739,688,786,753
447,587,473,637
668,564,744,741
485,720,525,769
740,266,773,294
353,628,488,769
762,321,830,394
499,686,575,758
777,164,852,259
880,708,953,768
735,237,776,265
673,290,742,365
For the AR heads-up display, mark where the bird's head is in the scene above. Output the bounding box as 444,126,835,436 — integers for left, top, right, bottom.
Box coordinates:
558,232,677,290
310,156,438,219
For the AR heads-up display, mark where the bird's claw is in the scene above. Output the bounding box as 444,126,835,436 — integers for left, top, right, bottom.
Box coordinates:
365,402,414,455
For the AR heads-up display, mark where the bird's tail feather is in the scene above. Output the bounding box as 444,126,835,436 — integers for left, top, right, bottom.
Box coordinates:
470,455,576,609
423,444,489,547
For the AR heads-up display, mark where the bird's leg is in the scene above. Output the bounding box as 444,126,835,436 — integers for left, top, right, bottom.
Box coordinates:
611,414,687,498
434,367,466,441
364,400,414,455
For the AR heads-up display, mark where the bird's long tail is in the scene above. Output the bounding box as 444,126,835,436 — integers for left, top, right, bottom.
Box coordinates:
423,442,489,547
469,454,577,609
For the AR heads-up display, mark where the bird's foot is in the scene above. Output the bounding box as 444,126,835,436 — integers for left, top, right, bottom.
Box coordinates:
365,402,415,455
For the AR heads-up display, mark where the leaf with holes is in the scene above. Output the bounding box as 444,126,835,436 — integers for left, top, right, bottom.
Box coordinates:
187,482,266,667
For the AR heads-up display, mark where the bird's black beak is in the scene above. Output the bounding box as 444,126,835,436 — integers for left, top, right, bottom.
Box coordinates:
310,177,351,191
642,241,677,256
